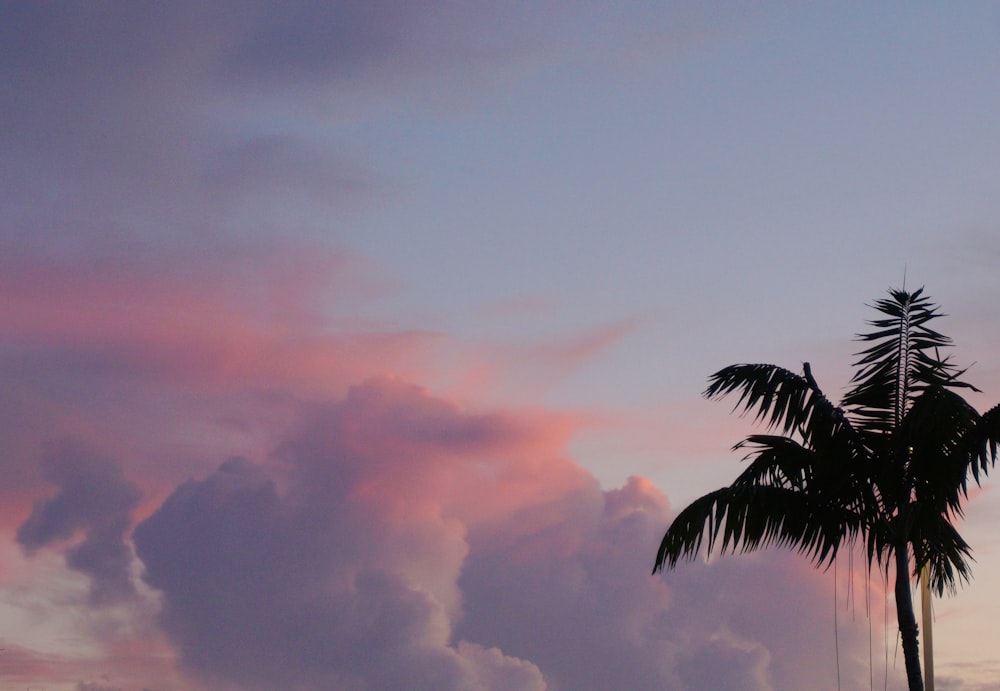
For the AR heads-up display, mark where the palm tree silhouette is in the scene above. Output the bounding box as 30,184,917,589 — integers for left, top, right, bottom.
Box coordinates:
653,288,1000,691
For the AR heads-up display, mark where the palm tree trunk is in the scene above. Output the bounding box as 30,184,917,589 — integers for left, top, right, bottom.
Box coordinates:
921,566,934,690
895,545,924,691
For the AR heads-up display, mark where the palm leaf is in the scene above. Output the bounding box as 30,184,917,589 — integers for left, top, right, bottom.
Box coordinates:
733,435,875,514
653,483,864,573
845,288,975,433
899,386,983,515
705,363,860,451
957,402,1000,485
908,508,974,595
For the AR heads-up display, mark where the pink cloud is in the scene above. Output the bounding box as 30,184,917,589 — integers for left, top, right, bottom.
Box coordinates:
125,378,897,690
0,236,904,689
0,270,903,690
0,244,440,558
0,244,433,395
0,234,903,688
0,638,185,691
442,318,640,402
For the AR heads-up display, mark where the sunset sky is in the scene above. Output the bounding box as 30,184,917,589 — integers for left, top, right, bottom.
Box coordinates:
3,3,1000,690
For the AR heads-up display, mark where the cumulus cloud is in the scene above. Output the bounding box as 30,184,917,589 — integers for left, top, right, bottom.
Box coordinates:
133,380,562,690
131,378,892,690
16,439,141,605
134,455,543,689
675,633,772,690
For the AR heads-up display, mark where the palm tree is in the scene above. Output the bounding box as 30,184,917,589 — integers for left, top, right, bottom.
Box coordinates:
653,288,1000,691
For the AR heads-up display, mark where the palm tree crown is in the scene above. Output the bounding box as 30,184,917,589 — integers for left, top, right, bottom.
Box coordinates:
653,288,1000,691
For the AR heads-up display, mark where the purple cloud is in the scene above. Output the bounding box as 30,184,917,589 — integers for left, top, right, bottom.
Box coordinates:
134,454,544,690
132,379,891,689
16,438,142,605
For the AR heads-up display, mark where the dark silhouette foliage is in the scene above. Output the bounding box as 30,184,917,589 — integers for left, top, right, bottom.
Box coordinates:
654,288,1000,691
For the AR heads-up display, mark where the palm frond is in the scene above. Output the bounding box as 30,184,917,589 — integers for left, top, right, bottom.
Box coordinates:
909,509,974,595
705,363,857,451
733,435,876,515
705,364,811,433
899,386,984,515
957,402,1000,486
731,435,816,489
653,483,864,574
844,287,974,433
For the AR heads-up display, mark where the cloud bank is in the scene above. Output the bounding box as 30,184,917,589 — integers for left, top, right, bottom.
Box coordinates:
126,379,884,690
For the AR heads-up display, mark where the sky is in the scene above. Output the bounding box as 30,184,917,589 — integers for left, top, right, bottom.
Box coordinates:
2,2,1000,689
